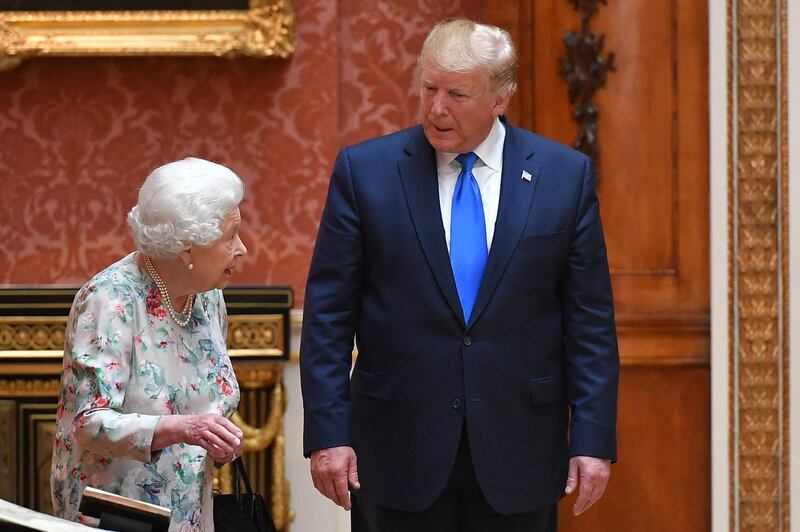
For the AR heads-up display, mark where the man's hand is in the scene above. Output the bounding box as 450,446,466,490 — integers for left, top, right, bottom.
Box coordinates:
564,455,611,516
310,446,361,510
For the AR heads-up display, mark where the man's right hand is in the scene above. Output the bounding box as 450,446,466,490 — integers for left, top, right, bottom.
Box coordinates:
310,446,360,510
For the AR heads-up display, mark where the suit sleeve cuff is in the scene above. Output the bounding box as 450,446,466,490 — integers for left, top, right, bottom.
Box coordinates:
569,419,617,463
303,407,351,458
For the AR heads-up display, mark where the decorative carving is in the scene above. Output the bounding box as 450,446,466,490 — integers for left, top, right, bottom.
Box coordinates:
228,316,281,351
0,321,67,351
0,20,24,70
233,380,284,451
233,366,283,389
558,0,615,172
729,0,789,529
779,4,789,529
0,20,22,47
270,431,293,530
0,0,295,71
231,3,296,58
0,379,60,397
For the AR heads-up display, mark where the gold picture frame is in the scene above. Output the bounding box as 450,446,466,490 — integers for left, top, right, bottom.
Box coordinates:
0,0,295,71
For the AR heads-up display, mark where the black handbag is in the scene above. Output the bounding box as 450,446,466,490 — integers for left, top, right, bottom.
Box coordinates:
213,458,277,532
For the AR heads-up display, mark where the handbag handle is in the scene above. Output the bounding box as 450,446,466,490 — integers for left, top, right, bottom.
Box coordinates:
232,457,255,498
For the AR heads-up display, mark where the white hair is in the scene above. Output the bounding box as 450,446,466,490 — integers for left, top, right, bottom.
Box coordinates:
127,157,244,259
418,19,517,96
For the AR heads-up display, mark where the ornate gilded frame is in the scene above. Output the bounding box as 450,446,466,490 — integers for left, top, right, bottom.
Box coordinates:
728,0,790,529
0,0,295,71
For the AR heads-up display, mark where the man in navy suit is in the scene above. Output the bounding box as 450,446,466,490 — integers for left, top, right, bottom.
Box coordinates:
300,19,619,531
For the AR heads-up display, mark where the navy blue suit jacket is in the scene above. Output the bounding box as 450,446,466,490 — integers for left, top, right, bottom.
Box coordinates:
300,118,619,514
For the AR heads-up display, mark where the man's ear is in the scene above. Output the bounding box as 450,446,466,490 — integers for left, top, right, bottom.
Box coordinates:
492,91,512,117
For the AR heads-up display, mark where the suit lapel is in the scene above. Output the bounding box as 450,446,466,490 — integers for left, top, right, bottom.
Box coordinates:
468,123,540,328
398,129,466,327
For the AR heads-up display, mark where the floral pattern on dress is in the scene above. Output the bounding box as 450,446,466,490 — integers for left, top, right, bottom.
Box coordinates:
51,252,240,532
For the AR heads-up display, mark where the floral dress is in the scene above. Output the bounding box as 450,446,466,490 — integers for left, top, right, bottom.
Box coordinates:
51,252,240,532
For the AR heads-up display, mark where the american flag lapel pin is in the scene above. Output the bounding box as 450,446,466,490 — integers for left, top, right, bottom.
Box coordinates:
521,170,532,182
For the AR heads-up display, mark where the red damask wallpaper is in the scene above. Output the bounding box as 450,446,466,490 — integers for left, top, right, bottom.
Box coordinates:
0,0,482,304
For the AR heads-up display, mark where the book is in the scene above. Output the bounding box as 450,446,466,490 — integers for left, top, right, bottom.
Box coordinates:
79,487,171,532
0,496,100,531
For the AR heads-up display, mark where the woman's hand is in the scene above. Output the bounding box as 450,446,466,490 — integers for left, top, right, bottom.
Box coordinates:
184,414,244,463
153,414,244,463
77,513,101,527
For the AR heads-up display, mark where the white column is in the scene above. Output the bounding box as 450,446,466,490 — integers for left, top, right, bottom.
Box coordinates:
709,0,729,530
284,311,352,532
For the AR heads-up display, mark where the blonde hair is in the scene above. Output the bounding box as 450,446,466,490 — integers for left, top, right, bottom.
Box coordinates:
418,19,517,96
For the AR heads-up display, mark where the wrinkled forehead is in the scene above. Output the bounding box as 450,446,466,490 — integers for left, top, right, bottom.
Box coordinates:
419,64,494,92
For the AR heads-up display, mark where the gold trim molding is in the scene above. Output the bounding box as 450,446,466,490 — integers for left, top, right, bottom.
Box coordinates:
228,314,286,359
0,314,285,363
728,0,789,529
0,318,67,352
0,379,60,397
0,0,295,71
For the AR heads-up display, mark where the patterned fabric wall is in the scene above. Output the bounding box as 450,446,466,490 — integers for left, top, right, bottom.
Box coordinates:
0,0,482,303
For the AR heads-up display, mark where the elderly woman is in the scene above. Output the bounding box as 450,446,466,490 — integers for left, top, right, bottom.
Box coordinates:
51,157,248,531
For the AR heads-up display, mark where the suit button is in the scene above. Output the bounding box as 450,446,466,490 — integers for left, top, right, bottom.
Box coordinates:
452,398,462,409
463,336,472,346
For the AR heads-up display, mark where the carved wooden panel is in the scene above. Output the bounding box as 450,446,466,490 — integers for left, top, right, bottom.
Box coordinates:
593,0,709,322
0,400,17,502
560,366,710,530
488,0,710,337
25,406,56,513
34,418,56,513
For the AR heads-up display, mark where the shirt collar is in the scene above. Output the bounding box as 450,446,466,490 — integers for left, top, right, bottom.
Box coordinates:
435,117,506,173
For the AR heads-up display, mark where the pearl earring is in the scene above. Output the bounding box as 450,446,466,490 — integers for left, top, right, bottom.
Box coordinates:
188,263,194,270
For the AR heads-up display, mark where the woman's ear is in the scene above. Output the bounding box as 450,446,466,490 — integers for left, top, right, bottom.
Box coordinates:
179,249,193,270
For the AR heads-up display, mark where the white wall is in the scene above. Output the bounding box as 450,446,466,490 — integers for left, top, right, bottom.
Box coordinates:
709,0,729,530
284,312,351,532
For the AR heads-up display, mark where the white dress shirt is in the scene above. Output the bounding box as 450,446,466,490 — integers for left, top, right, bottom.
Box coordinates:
436,117,506,252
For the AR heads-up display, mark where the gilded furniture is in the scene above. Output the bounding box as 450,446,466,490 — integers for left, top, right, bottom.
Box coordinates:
0,285,294,530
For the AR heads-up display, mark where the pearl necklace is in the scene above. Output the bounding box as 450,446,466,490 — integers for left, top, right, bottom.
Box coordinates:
143,255,194,327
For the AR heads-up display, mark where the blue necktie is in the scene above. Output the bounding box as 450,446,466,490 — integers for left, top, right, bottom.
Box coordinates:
450,152,487,323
